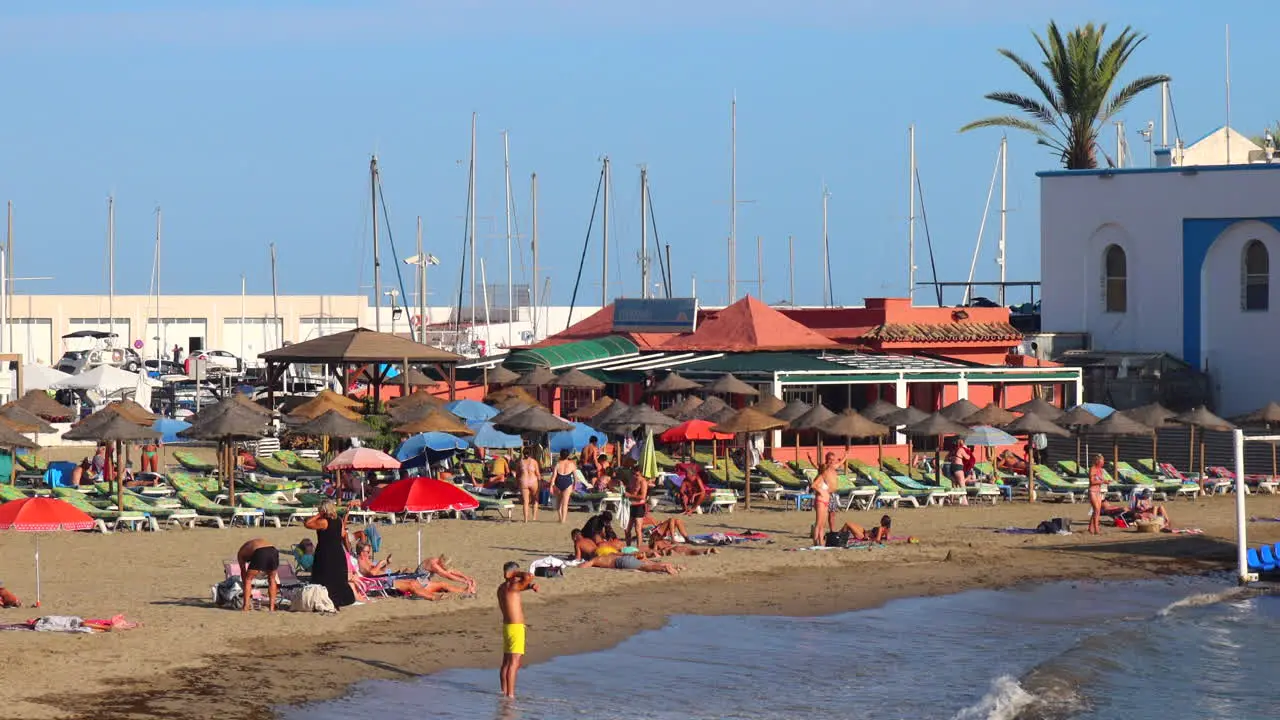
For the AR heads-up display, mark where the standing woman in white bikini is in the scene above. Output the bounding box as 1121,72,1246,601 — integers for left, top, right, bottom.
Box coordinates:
518,447,541,523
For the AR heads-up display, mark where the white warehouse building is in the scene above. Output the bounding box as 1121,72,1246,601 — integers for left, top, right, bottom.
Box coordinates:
1039,127,1280,416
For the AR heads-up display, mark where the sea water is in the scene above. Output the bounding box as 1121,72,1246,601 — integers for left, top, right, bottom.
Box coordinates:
281,575,1276,720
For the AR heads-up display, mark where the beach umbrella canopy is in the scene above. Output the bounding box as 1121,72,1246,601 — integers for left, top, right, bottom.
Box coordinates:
0,404,56,434
1057,406,1101,428
549,422,605,453
817,409,890,439
1234,402,1280,427
395,431,470,461
388,389,445,410
114,399,158,423
552,368,606,391
879,406,930,429
689,396,730,421
963,404,1019,427
903,412,970,437
290,395,362,422
589,400,631,428
1123,402,1177,429
13,390,74,421
485,386,543,409
773,399,813,423
964,425,1019,447
1071,402,1115,419
640,429,659,479
789,403,836,431
289,409,376,439
65,412,162,442
703,373,759,397
1005,412,1071,437
327,447,401,471
711,407,788,435
487,366,520,385
152,418,192,444
603,404,679,433
487,402,537,428
939,398,981,421
513,366,557,387
495,406,574,434
316,389,362,410
660,419,734,443
570,396,615,421
702,406,740,426
0,421,37,450
1009,396,1064,420
390,401,465,426
1088,412,1155,438
443,399,500,422
751,393,786,416
395,409,476,437
470,422,524,449
649,372,702,394
0,497,96,606
179,406,269,440
861,399,901,423
21,365,72,392
367,476,478,514
1173,407,1236,432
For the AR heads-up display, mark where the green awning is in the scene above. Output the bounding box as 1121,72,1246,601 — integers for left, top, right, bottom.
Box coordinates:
505,336,639,371
676,352,841,377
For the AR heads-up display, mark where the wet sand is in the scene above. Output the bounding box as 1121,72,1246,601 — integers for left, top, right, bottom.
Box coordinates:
0,476,1271,720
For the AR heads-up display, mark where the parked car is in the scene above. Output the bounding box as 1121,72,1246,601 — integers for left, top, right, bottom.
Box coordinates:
197,349,244,375
54,331,143,375
144,359,185,378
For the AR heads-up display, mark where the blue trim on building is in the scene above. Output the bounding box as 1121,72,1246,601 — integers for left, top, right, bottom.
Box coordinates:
1038,163,1280,178
1182,217,1280,367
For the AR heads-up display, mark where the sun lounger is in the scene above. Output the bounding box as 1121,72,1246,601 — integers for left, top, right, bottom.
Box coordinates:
173,450,217,473
254,455,304,478
170,472,221,495
461,488,514,520
1032,465,1085,503
1114,462,1190,499
274,450,324,474
178,490,236,524
702,488,738,513
15,452,48,473
850,464,933,506
756,460,808,490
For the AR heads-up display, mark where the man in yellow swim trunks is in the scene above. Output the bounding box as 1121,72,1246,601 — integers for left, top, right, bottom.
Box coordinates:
497,560,539,698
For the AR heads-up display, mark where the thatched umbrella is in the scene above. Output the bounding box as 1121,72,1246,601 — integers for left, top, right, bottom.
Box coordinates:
0,420,37,485
649,372,702,394
663,396,704,420
552,368,606,391
395,408,477,436
487,365,520,386
818,408,889,461
751,393,786,416
601,404,679,435
1056,406,1101,467
702,406,739,426
690,396,731,421
588,400,631,429
904,412,971,485
1004,412,1071,501
1010,396,1064,421
494,406,573,435
291,394,362,422
963,403,1018,427
703,373,759,398
880,406,929,429
1174,407,1236,480
569,395,614,421
790,403,836,461
513,366,556,387
180,406,269,508
485,385,542,409
1087,412,1154,479
774,399,812,423
106,400,156,425
939,398,981,422
13,390,74,421
389,401,465,426
388,389,445,410
1123,402,1177,468
711,407,788,510
1234,402,1280,480
290,409,376,439
64,412,161,513
861,399,901,423
487,402,537,430
0,405,56,434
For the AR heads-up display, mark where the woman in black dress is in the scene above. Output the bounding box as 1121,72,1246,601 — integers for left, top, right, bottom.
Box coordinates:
304,500,357,607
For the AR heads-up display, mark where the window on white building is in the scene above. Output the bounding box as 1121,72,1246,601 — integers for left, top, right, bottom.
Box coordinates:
1243,240,1269,311
1104,245,1127,313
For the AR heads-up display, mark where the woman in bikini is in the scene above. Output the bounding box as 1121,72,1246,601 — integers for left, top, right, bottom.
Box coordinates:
551,450,578,524
518,447,541,523
809,451,841,547
1088,453,1106,535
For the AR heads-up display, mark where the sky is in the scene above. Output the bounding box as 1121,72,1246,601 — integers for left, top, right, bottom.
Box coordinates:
0,1,1268,309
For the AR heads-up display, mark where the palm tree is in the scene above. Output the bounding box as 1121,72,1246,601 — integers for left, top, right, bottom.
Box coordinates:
961,22,1169,169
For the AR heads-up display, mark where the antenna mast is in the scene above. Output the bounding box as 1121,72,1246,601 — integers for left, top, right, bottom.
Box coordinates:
1225,25,1232,164
107,195,115,336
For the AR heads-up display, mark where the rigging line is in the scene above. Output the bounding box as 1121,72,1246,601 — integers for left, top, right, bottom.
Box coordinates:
567,165,607,331
914,167,944,307
646,185,671,297
964,146,1002,305
455,162,474,334
1167,85,1184,148
375,176,411,311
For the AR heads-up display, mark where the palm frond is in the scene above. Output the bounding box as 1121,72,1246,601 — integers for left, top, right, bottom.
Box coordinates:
983,91,1061,129
960,116,1050,139
996,48,1060,113
1103,74,1170,120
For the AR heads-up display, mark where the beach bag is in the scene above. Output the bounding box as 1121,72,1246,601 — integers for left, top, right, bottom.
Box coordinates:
291,584,337,614
825,530,851,548
530,556,567,578
364,524,382,554
1036,517,1070,534
214,577,244,609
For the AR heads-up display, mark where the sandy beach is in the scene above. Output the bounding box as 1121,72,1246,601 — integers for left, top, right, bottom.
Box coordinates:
0,467,1273,720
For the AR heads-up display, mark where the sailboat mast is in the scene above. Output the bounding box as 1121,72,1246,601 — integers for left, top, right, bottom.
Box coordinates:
107,196,115,336
998,135,1008,307
371,155,382,333
788,235,795,306
270,243,280,349
5,201,11,354
756,235,763,301
908,124,916,299
640,165,649,299
417,216,427,345
729,94,737,304
822,185,831,307
530,173,539,338
601,156,610,306
469,113,478,331
503,130,514,347
154,206,162,363
240,274,246,360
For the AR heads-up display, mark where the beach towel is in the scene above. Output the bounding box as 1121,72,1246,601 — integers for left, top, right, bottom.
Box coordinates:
1249,516,1280,523
82,615,139,632
32,616,92,633
1165,528,1204,535
995,528,1042,535
529,556,569,575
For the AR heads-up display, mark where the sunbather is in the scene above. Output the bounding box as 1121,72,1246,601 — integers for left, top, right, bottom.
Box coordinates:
648,517,690,544
648,533,717,557
571,529,626,560
355,543,468,600
421,554,478,594
236,538,280,612
834,514,892,543
1132,494,1173,529
678,469,707,514
582,554,681,574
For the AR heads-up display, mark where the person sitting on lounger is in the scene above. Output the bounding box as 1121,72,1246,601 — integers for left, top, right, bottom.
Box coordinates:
583,553,681,574
1131,493,1173,529
678,468,708,514
355,543,469,600
834,514,893,543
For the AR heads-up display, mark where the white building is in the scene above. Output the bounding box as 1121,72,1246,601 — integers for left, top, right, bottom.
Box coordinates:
1040,127,1280,415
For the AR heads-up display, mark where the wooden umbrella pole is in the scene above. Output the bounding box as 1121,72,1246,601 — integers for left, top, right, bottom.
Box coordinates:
116,440,125,514
1272,441,1277,480
1112,439,1119,481
8,445,14,486
1153,433,1159,468
1188,426,1195,477
743,434,751,511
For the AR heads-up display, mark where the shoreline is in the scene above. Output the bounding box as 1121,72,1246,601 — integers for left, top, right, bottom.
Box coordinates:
2,488,1270,720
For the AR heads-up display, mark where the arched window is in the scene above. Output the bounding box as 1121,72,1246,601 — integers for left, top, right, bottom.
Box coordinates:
1104,245,1127,313
1243,240,1269,311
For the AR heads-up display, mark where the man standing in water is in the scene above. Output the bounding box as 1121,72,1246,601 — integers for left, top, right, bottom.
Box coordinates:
498,560,538,698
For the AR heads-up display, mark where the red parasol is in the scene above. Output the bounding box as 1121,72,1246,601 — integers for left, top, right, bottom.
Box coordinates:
659,419,734,443
326,447,402,471
367,476,480,514
0,497,96,606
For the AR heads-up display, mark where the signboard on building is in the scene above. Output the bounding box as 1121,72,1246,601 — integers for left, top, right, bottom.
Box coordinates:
612,298,698,333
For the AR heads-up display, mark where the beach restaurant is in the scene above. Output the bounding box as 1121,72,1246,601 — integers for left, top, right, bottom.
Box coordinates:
457,296,1082,463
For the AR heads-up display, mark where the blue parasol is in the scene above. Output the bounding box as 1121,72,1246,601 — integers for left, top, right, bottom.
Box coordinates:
964,425,1018,447
395,431,470,461
444,399,500,422
470,422,523,449
548,422,604,454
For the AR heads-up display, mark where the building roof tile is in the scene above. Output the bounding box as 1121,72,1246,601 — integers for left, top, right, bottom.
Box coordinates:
660,296,840,352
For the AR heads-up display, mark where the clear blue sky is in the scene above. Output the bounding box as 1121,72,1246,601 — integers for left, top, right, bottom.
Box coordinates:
0,1,1263,308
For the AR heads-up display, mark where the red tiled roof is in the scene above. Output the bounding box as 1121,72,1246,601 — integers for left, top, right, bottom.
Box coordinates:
660,296,840,352
535,304,681,350
860,322,1022,344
